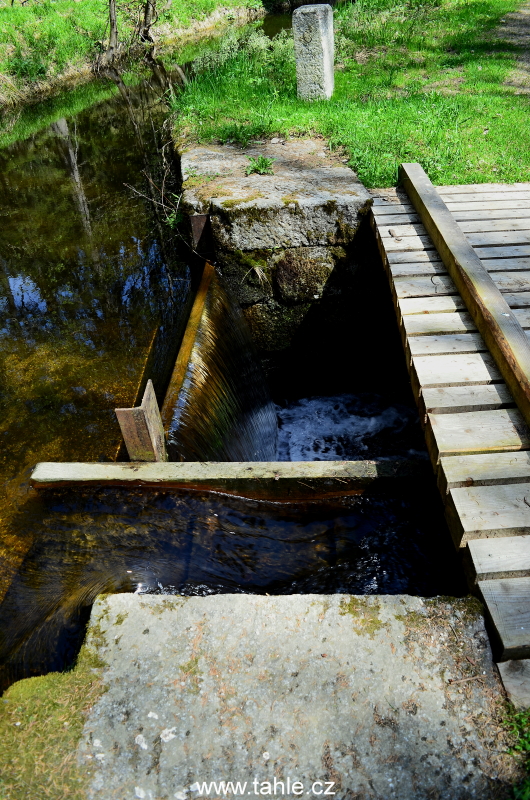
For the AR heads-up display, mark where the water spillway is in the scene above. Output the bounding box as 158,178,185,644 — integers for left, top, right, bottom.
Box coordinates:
161,262,278,462
0,43,468,694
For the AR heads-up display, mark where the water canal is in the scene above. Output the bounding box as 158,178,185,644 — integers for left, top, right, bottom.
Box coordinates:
0,26,466,692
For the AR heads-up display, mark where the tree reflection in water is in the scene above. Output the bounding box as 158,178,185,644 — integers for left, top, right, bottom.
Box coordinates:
0,69,195,603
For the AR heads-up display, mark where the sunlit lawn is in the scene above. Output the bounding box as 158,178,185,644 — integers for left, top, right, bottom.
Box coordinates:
172,0,530,186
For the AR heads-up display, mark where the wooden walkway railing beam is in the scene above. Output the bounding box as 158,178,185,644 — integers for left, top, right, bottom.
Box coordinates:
400,163,530,430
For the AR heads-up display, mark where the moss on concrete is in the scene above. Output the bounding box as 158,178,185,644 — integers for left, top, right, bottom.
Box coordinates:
216,201,274,225
0,639,106,800
243,299,311,350
221,192,263,209
140,597,185,615
425,595,484,622
179,654,203,695
339,596,386,638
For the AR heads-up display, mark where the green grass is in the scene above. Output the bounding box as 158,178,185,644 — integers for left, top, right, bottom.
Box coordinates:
0,0,111,83
171,0,530,187
0,0,262,103
505,705,530,799
0,641,105,800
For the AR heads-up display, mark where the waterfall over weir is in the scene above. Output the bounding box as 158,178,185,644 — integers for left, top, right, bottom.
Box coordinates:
160,262,278,462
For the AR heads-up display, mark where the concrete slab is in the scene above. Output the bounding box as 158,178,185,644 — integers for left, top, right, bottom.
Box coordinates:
78,594,520,800
180,140,371,251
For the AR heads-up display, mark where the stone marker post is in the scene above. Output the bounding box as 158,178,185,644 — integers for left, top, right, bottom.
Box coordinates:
292,4,334,101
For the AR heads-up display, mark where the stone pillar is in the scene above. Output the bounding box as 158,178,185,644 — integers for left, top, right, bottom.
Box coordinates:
292,4,334,101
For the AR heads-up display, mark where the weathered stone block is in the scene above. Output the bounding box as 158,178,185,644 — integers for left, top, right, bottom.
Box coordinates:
243,298,311,350
181,139,371,251
293,4,334,100
272,245,347,303
76,594,522,800
217,245,351,308
216,248,274,305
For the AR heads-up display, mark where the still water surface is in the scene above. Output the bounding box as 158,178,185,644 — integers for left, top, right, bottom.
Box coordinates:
0,73,195,601
0,34,464,691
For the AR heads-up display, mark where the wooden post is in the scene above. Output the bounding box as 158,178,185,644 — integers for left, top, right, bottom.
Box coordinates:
399,162,530,431
115,379,168,462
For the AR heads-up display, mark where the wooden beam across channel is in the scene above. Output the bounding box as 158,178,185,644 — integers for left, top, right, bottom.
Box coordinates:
371,172,530,663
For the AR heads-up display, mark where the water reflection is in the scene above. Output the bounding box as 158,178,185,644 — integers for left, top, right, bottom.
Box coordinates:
0,72,194,600
0,480,465,691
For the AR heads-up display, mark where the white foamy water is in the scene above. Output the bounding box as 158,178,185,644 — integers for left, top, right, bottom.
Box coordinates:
276,394,424,461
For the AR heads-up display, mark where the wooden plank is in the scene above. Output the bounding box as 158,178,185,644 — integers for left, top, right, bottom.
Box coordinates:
403,308,530,336
141,379,168,462
440,451,530,490
29,459,425,501
449,482,530,541
389,261,446,278
390,258,530,278
413,352,501,388
493,273,530,292
505,292,530,308
459,218,530,234
379,209,530,226
422,384,514,415
161,261,215,430
479,578,530,660
466,230,530,248
114,406,156,462
403,311,477,336
469,536,530,581
380,234,434,253
374,212,421,226
372,198,413,209
400,163,530,432
387,249,446,265
448,200,530,212
385,219,530,240
454,208,530,222
400,296,466,315
115,379,168,462
394,275,456,298
401,295,530,316
427,407,530,459
474,245,530,259
438,183,530,194
395,272,530,299
408,333,486,356
482,258,530,272
497,660,530,708
440,191,530,203
379,222,428,238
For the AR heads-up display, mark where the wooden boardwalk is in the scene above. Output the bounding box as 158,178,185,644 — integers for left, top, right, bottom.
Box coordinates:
371,169,530,668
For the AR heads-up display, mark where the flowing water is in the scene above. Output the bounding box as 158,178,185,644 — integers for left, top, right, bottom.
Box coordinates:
276,394,427,462
165,269,278,461
0,479,464,691
0,27,465,693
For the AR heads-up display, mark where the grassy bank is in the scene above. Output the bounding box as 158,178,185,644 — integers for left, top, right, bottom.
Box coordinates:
0,640,105,800
171,0,530,187
0,0,263,106
506,705,530,799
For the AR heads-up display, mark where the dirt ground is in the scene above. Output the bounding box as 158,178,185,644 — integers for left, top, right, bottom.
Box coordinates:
498,0,530,93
